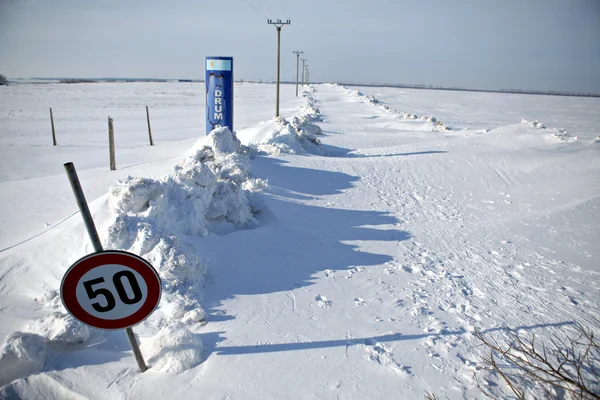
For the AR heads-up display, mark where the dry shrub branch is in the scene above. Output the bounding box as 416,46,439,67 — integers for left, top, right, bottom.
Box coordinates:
475,325,600,399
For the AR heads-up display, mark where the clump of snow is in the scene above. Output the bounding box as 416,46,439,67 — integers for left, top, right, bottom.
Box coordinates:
182,308,206,324
242,178,269,192
28,312,91,347
208,126,242,155
36,290,62,309
303,84,316,93
0,332,47,386
109,177,165,214
366,94,379,104
521,119,546,129
141,323,204,373
553,128,578,142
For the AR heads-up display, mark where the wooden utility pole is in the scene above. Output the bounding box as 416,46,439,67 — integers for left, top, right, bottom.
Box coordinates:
301,58,307,87
267,19,291,117
304,64,309,86
293,51,303,97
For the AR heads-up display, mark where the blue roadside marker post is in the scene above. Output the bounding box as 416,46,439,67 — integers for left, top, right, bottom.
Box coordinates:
206,57,234,135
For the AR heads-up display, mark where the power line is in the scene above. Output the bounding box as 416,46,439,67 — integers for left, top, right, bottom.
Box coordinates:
257,0,279,19
240,0,269,19
276,0,290,17
265,0,288,20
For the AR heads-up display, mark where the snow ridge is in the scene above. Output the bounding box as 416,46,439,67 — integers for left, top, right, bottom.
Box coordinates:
330,84,454,132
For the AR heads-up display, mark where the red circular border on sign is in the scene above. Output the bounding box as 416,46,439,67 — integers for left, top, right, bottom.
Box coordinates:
60,251,162,330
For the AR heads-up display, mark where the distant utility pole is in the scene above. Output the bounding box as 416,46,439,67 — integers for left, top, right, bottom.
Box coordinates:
267,19,291,117
301,58,307,87
293,50,303,97
304,64,309,86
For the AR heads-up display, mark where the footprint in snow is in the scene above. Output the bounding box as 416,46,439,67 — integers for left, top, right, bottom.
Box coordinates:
346,266,365,278
363,339,411,377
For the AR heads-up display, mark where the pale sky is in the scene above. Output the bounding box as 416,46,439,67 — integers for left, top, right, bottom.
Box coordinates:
1,0,599,93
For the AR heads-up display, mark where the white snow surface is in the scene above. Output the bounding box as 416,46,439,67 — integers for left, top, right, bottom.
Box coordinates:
0,82,599,399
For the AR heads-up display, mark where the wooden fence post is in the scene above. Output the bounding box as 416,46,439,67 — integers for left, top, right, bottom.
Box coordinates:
146,106,154,146
108,117,116,170
50,108,57,146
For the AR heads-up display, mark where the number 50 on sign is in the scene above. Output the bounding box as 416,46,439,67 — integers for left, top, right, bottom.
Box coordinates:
61,251,162,330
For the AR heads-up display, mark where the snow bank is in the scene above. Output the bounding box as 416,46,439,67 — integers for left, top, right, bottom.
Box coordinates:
104,127,261,332
0,126,266,379
140,322,204,373
238,87,325,156
330,84,453,131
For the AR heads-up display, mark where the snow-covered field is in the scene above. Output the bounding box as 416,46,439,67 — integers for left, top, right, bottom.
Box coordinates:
0,82,599,399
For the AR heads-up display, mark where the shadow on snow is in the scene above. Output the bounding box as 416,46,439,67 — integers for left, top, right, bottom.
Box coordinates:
201,321,575,357
196,155,411,323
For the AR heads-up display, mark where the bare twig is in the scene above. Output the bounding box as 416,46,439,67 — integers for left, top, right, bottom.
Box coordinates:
475,325,600,399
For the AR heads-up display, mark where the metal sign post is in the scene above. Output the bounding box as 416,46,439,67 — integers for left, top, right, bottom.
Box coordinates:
62,162,161,372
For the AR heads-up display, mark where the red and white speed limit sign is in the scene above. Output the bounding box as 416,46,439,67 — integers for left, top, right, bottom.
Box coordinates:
61,250,162,330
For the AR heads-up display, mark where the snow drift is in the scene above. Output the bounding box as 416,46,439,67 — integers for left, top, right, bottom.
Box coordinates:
0,126,265,378
236,87,325,155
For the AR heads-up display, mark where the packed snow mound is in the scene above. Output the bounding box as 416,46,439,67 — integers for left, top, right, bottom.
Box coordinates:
252,118,325,156
103,127,261,330
0,332,47,387
331,83,453,131
141,323,204,373
238,88,325,156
